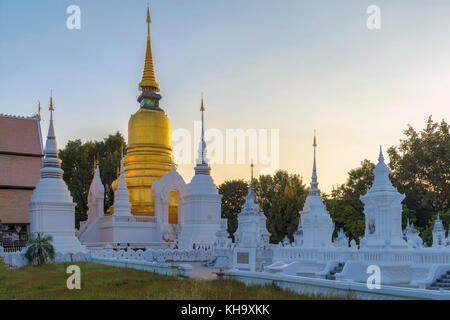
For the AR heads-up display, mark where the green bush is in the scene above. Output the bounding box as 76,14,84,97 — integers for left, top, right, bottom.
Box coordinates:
25,233,55,266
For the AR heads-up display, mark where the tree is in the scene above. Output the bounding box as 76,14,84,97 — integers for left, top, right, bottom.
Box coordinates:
387,116,449,228
218,180,249,240
25,233,55,266
323,159,375,242
254,170,307,244
59,132,126,228
218,170,307,244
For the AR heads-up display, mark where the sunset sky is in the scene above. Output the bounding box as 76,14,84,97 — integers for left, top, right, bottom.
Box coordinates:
1,0,449,192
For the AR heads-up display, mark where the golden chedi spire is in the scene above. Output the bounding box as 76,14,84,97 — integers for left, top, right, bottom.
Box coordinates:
139,5,160,92
313,129,317,148
112,5,174,217
37,100,42,121
49,91,55,112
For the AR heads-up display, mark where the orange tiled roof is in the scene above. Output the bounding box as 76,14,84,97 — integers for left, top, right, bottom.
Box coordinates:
0,116,43,155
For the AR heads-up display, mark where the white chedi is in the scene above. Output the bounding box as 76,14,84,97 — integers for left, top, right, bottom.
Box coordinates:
359,147,407,249
432,215,447,248
178,97,224,249
236,184,270,249
87,164,104,220
29,102,87,254
299,135,334,248
113,153,132,216
77,163,104,241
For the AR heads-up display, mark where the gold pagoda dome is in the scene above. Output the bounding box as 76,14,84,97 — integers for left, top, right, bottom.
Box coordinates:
112,6,176,218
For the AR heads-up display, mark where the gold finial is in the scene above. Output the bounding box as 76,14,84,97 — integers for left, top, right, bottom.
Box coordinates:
49,91,55,111
139,5,160,91
147,5,151,23
200,93,205,111
313,129,317,148
37,100,42,121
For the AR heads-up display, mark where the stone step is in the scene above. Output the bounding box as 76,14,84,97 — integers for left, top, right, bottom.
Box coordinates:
429,287,450,291
436,279,450,283
431,283,450,288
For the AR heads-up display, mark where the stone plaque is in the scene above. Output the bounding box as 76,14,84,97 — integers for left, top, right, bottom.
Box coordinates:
237,252,249,264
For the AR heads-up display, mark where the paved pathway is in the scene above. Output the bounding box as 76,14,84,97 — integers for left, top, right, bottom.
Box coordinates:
188,262,219,280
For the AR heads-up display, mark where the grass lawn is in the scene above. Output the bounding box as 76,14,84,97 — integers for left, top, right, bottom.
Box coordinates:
0,262,334,300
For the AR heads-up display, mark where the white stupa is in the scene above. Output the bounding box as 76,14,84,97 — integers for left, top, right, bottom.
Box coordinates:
113,152,132,217
235,163,270,249
432,215,447,248
299,134,334,248
29,95,87,253
178,96,224,249
77,162,104,242
360,147,407,249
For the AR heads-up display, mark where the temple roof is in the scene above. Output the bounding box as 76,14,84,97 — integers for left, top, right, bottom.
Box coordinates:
0,115,43,155
0,114,43,224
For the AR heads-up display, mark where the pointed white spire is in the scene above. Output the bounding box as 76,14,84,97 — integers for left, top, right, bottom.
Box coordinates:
88,160,105,197
200,93,205,163
196,94,207,165
433,214,445,232
378,145,384,162
113,151,132,216
195,94,211,175
41,93,62,179
239,162,260,216
309,131,319,196
368,145,396,192
250,159,254,194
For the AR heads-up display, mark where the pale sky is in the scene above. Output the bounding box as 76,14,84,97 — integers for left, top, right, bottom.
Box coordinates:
1,0,449,192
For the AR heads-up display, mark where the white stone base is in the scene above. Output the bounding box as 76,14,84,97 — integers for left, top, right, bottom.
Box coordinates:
78,215,165,248
178,222,222,249
52,235,88,254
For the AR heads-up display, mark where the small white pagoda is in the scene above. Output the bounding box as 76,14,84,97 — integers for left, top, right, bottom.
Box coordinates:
29,96,87,254
298,134,334,248
359,147,407,249
432,215,448,248
233,163,271,271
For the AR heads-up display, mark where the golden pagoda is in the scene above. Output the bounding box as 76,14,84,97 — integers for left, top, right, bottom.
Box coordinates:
112,6,178,220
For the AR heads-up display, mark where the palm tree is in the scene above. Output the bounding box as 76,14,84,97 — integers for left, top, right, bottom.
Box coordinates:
25,233,55,266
